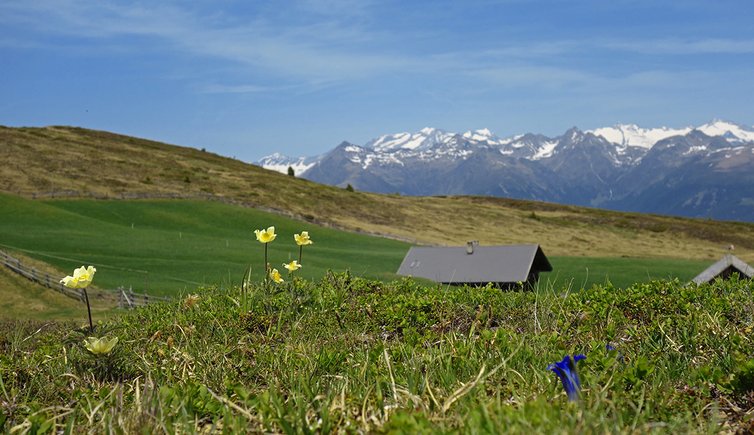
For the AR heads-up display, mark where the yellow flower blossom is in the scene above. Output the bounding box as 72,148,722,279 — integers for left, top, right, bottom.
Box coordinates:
83,336,119,355
270,268,284,284
283,260,301,273
294,231,313,246
254,226,277,243
60,265,96,289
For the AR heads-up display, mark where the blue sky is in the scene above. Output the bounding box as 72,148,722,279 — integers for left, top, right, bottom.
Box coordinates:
2,0,753,161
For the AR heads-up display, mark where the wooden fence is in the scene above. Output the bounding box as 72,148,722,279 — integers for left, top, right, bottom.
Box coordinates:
0,250,170,309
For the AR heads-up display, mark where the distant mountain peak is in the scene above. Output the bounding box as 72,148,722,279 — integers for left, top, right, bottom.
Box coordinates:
696,120,754,143
366,127,456,152
462,128,499,143
587,124,692,149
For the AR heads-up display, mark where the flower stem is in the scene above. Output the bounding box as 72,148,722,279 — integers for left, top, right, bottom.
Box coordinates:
83,287,93,332
298,245,303,265
264,243,269,286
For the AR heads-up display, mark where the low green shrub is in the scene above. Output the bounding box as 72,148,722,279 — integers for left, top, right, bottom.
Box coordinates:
0,275,752,432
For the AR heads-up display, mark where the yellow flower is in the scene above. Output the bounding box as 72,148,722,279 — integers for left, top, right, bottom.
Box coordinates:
83,336,119,355
283,260,301,273
294,231,313,246
269,268,284,284
60,265,96,289
254,226,277,243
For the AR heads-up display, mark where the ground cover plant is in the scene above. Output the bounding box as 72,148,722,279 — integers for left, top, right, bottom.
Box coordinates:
1,274,753,433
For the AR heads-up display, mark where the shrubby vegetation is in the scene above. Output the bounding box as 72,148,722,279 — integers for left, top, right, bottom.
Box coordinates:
1,274,753,433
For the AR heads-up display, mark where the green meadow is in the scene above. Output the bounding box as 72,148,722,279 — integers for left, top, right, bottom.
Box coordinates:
0,193,712,302
0,193,408,296
545,256,710,290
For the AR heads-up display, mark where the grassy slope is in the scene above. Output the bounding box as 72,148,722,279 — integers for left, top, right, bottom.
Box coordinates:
0,194,409,297
0,193,718,298
2,125,754,262
546,256,711,290
0,250,114,321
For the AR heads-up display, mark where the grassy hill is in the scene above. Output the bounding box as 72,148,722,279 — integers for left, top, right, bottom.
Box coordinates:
2,125,754,262
0,193,408,297
0,192,712,298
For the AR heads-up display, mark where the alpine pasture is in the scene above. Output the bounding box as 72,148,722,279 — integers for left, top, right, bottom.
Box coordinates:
1,126,754,432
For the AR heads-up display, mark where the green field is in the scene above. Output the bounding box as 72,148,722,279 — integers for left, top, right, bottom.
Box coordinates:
0,193,409,296
0,193,712,302
545,256,710,290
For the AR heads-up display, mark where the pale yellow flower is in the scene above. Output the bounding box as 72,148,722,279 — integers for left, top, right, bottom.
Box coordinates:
254,226,277,243
60,265,96,289
269,268,284,284
294,231,313,246
283,260,301,273
83,336,119,355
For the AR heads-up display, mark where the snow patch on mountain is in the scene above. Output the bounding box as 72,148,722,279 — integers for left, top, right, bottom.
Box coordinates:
367,128,457,152
696,120,754,143
462,128,513,146
588,124,692,149
683,145,708,156
256,153,318,175
531,141,559,160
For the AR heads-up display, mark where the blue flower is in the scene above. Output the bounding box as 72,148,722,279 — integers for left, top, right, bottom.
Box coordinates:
607,343,625,363
548,354,586,401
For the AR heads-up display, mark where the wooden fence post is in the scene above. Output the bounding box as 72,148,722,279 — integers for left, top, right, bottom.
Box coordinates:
1,253,171,307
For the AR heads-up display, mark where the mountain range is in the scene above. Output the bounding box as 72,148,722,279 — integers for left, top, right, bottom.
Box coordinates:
258,120,754,222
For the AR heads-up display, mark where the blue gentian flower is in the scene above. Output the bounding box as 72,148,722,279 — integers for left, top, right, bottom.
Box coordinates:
606,343,625,363
548,354,586,401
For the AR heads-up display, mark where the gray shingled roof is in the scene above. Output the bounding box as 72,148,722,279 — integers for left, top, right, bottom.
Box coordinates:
692,254,754,285
396,244,552,284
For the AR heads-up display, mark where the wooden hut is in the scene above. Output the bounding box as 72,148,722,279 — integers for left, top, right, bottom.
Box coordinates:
397,243,552,288
691,254,754,285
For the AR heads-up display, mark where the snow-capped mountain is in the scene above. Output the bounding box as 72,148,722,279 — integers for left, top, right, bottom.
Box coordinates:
256,153,320,176
587,124,692,149
696,120,754,144
256,120,754,222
